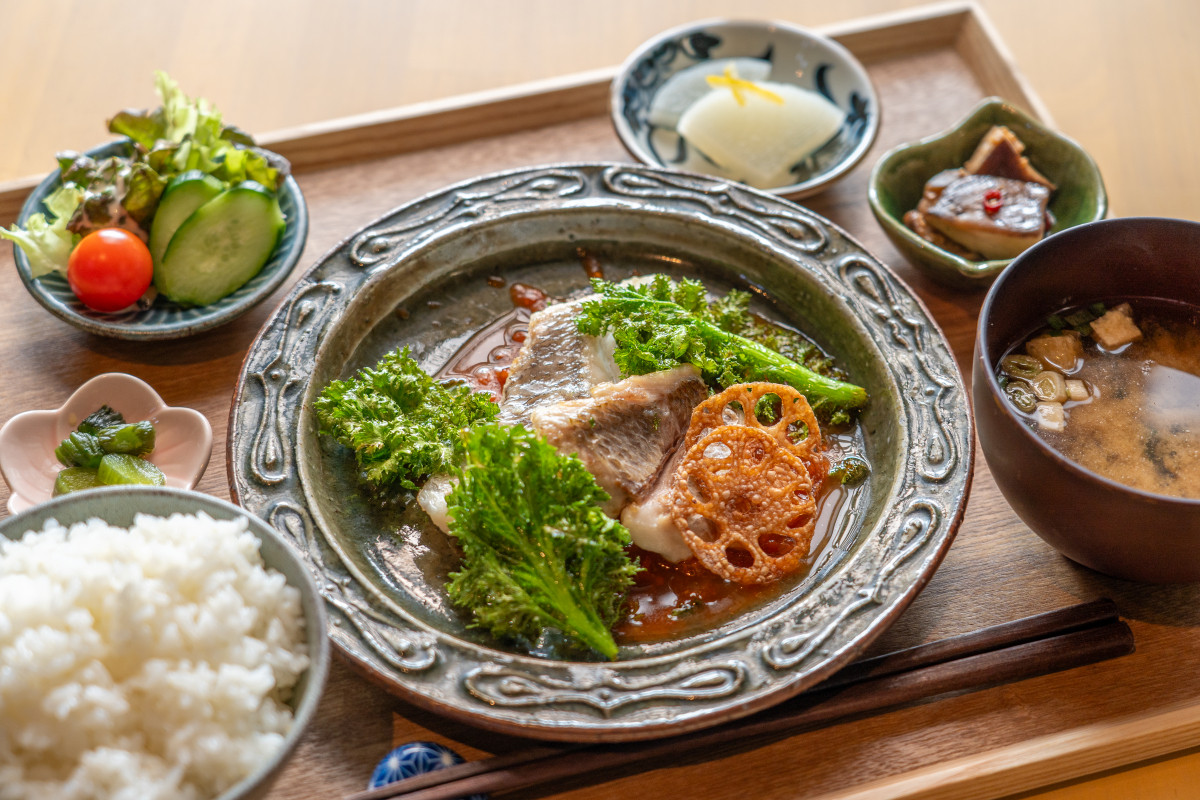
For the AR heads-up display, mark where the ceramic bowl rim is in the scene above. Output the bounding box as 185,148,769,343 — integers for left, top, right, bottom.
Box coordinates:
12,139,309,340
610,17,881,199
868,96,1108,283
976,216,1200,508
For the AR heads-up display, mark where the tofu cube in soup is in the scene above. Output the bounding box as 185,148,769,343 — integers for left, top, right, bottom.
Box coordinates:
1091,304,1143,349
1034,401,1067,431
1026,331,1083,371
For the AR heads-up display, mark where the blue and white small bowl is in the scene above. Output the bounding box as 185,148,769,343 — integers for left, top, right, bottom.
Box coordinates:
11,140,307,340
611,18,879,199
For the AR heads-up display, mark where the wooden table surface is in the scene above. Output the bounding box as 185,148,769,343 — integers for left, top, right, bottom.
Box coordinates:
3,2,1200,799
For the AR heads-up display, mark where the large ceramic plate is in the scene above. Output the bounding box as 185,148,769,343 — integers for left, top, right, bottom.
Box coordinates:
12,140,308,340
228,163,972,742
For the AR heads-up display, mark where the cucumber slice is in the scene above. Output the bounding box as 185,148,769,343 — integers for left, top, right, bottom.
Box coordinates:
155,181,285,306
149,170,225,266
97,453,166,486
53,467,101,496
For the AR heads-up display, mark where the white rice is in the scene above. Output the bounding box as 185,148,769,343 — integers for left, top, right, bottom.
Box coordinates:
0,512,310,800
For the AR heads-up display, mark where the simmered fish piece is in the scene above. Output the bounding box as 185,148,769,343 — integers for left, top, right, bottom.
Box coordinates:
420,299,622,533
531,365,708,516
620,445,694,562
416,473,455,533
924,174,1050,260
498,300,621,427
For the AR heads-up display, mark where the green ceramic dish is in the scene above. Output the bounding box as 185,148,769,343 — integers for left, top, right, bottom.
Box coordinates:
229,162,973,742
868,97,1107,289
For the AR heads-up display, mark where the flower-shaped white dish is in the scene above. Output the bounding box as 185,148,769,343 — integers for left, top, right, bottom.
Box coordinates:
0,373,212,514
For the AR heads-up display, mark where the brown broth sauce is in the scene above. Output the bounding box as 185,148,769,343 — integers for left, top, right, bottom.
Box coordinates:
439,307,529,398
1022,299,1200,499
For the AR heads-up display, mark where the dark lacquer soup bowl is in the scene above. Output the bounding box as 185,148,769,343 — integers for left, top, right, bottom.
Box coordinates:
974,217,1200,583
230,163,973,740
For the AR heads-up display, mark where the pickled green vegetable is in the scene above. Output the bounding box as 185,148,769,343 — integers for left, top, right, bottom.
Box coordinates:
97,453,165,486
55,431,105,469
96,421,156,456
77,405,125,435
53,466,101,496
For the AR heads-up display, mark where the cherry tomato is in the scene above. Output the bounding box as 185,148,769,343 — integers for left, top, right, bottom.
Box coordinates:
67,228,153,312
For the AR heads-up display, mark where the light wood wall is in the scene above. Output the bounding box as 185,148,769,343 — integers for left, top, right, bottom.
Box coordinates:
1,1,1197,220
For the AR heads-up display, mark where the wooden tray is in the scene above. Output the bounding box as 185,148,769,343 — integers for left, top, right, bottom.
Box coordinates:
3,5,1198,799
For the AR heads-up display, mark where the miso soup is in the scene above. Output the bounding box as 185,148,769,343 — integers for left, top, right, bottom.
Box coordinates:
997,298,1200,500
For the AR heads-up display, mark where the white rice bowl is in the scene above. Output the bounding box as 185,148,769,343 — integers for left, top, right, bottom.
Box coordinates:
0,512,310,800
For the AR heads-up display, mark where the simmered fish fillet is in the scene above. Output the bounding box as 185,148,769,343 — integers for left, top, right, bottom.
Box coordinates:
620,444,694,562
420,299,621,531
497,300,620,427
530,365,708,516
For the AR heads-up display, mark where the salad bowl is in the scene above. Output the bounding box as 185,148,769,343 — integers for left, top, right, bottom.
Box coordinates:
228,162,973,741
11,140,308,340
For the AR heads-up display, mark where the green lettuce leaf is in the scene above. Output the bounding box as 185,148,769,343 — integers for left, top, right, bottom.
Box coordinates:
56,152,166,234
0,185,83,277
108,71,289,191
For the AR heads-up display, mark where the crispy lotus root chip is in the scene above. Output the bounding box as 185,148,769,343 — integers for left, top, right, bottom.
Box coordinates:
684,382,822,461
671,425,817,585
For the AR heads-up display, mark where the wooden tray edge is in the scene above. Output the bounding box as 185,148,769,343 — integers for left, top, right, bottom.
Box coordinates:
0,2,1041,225
812,701,1200,800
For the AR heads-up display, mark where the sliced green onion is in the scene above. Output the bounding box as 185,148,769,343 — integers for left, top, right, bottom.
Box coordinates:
1000,354,1043,380
1005,382,1037,413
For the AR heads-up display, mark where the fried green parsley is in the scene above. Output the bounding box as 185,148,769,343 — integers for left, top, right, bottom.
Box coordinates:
314,347,498,492
446,424,637,660
577,275,867,423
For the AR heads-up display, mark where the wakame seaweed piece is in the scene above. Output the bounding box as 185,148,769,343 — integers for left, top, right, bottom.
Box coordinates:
1065,308,1097,328
55,432,105,469
96,421,156,456
77,405,126,435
